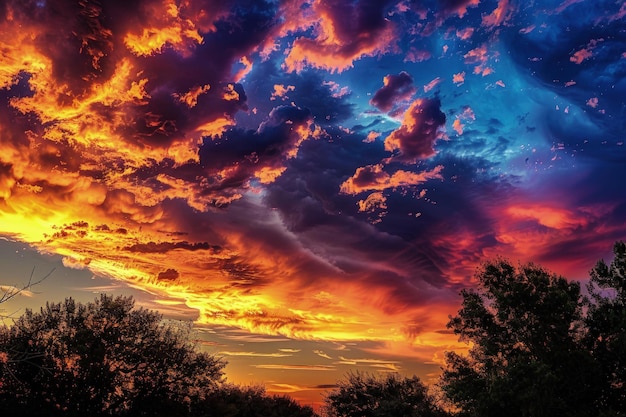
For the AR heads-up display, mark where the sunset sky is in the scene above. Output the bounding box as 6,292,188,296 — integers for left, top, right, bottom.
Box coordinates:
1,0,625,408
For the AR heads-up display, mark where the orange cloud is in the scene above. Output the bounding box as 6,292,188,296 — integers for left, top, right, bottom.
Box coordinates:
464,44,495,76
340,164,443,195
123,0,204,57
505,204,589,229
173,84,211,108
453,71,466,85
283,0,397,73
452,119,464,135
383,97,447,162
271,84,296,101
570,39,603,64
357,192,388,213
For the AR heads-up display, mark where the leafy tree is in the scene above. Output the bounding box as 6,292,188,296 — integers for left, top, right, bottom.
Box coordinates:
586,241,626,415
194,383,317,417
323,372,447,417
440,260,601,417
0,294,224,416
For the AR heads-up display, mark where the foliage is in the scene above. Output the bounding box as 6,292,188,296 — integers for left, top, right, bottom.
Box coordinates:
0,295,224,416
323,372,447,417
585,241,626,415
194,384,317,417
440,259,601,417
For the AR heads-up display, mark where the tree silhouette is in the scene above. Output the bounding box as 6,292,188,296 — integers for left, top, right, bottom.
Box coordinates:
440,259,601,417
194,384,317,417
0,295,224,416
323,372,447,417
585,241,626,415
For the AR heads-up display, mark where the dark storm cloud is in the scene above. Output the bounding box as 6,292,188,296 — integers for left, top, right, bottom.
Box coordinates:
124,241,222,254
262,127,454,292
437,0,480,17
241,61,354,129
197,105,313,193
157,268,180,281
370,71,416,112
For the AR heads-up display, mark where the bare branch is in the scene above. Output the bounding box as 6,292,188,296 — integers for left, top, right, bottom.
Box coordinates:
0,267,55,317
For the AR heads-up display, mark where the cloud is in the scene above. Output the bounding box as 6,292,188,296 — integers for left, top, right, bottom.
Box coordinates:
404,48,432,63
481,0,514,28
0,285,34,298
313,350,333,360
283,0,398,73
383,97,447,162
253,364,336,371
218,351,294,358
370,71,416,112
357,192,387,213
157,268,180,281
464,44,495,76
2,0,626,388
438,0,481,19
341,165,444,195
586,97,599,108
266,383,330,393
423,77,442,93
271,84,296,101
453,71,466,85
570,38,603,64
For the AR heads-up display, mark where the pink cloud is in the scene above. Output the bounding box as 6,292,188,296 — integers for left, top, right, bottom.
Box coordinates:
570,39,603,64
456,27,474,40
482,0,514,28
453,71,466,85
423,77,442,93
404,47,432,63
464,44,495,76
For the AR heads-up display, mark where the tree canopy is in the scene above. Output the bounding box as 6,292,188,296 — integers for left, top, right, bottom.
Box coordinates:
0,294,224,416
323,372,447,417
585,241,626,414
440,243,626,417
